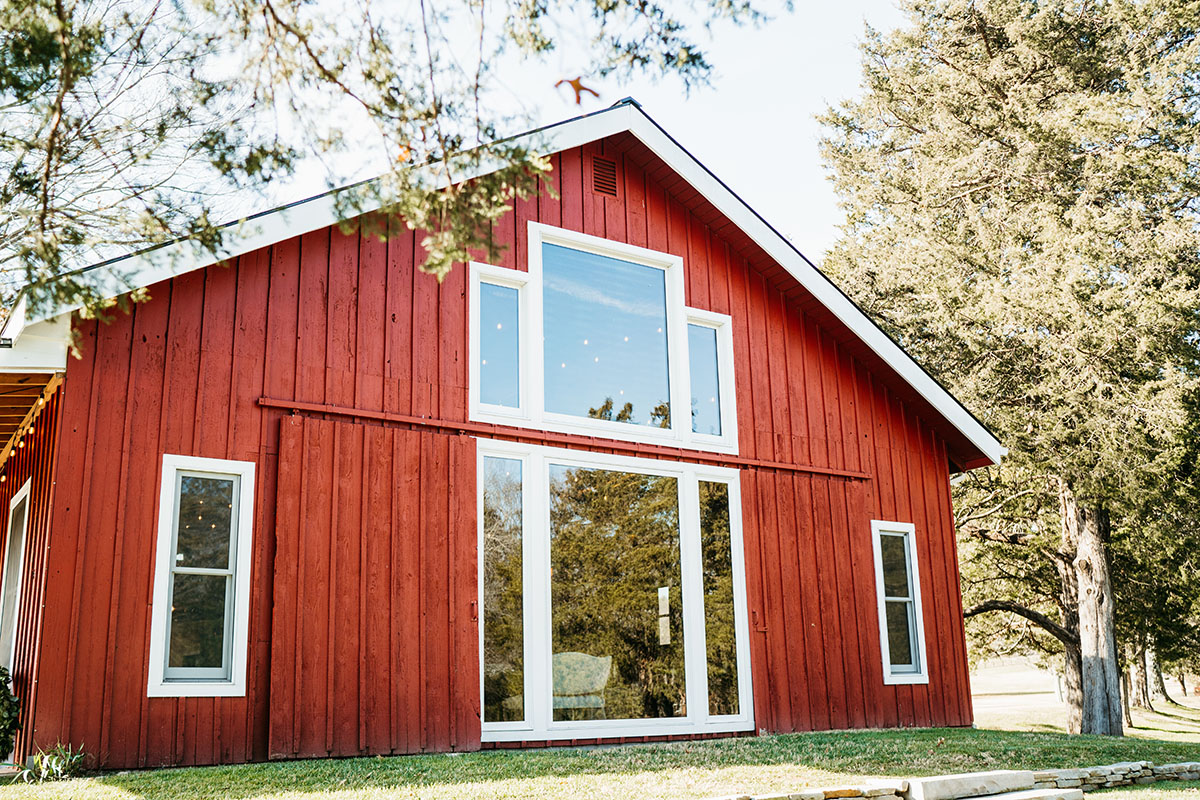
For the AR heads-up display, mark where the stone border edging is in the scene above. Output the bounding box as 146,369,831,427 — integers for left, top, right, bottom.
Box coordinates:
1033,760,1200,792
713,760,1200,800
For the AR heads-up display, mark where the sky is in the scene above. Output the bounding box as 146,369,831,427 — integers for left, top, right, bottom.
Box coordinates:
275,0,907,266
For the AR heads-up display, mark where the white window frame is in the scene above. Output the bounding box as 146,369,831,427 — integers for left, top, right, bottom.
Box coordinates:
870,520,929,685
148,454,255,697
477,439,754,742
0,478,32,673
468,222,738,454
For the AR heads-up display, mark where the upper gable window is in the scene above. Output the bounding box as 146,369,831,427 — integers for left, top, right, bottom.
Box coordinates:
542,243,671,428
469,223,737,453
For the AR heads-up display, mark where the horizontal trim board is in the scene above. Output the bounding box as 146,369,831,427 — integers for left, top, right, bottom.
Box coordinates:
256,397,872,480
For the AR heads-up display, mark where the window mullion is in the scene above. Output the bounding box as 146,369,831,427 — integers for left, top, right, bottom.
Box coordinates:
677,471,706,725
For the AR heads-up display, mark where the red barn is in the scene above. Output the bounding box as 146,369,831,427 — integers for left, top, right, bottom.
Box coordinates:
0,100,1001,768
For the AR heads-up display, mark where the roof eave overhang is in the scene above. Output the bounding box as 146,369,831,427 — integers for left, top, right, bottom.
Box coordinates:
8,101,1005,468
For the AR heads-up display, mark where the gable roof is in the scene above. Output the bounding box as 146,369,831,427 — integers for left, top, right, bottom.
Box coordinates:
0,99,1004,468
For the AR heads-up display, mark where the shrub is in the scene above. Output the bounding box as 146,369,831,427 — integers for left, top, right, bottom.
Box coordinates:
0,667,18,758
22,743,86,783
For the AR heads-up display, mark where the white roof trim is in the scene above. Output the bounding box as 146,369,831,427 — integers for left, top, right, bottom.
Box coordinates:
4,102,1003,465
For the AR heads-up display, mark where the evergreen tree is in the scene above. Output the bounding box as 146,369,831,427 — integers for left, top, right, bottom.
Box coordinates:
821,0,1200,735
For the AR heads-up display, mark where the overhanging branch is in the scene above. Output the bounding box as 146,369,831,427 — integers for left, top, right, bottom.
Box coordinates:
964,599,1079,647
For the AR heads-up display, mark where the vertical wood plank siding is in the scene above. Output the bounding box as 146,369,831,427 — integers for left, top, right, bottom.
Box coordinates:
29,138,971,768
268,416,477,759
0,391,62,764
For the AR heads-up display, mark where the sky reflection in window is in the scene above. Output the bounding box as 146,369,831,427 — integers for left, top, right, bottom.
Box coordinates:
542,243,670,427
688,324,721,435
479,282,520,408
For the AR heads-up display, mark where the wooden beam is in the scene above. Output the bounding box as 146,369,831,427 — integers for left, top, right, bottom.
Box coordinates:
0,374,62,473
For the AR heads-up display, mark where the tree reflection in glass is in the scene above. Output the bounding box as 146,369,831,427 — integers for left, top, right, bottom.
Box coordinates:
549,464,684,721
167,474,236,672
482,457,525,721
699,481,739,715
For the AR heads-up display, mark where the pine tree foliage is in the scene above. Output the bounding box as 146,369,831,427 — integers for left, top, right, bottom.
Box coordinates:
1,0,776,317
820,0,1200,733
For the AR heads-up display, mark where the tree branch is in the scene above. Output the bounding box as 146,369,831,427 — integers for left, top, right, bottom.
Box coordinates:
964,598,1079,647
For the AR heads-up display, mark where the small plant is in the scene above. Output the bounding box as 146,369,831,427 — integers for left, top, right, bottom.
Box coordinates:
22,743,86,783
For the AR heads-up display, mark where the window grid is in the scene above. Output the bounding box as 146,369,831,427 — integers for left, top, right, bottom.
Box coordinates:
148,454,255,698
870,521,929,685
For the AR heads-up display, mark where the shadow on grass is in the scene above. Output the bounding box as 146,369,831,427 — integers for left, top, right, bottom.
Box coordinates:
92,727,1200,800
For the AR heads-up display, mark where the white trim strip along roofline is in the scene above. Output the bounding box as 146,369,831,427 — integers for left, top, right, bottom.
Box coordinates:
4,101,1003,466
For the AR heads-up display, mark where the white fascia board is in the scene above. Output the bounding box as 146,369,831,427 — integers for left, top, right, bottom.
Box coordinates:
619,111,1005,466
0,315,69,372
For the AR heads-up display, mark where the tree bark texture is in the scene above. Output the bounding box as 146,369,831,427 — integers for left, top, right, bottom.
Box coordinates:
1148,651,1180,706
1130,646,1152,710
1060,481,1123,736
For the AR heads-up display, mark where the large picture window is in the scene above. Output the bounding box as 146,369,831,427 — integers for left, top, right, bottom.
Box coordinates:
870,520,929,685
148,454,255,697
469,223,737,453
478,441,753,741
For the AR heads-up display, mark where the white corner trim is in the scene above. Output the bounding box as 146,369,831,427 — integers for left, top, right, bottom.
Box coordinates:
870,520,929,686
147,454,256,698
17,101,1001,465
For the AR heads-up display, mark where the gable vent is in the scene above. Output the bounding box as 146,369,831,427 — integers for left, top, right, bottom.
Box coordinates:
592,156,618,197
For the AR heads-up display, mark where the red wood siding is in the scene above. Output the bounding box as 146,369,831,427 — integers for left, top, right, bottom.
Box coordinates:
28,136,972,768
0,390,61,763
269,415,477,759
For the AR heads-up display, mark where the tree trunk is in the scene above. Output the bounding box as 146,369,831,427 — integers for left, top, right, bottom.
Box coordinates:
1057,483,1084,734
1149,650,1180,706
1121,667,1133,728
1180,672,1189,697
1061,482,1123,736
1131,645,1152,710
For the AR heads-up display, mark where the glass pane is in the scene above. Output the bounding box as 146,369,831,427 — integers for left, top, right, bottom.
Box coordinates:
549,464,684,721
700,481,738,716
479,282,520,408
0,497,26,671
168,573,229,669
175,475,235,569
688,325,722,436
482,456,524,722
880,533,910,599
885,600,915,669
543,243,671,428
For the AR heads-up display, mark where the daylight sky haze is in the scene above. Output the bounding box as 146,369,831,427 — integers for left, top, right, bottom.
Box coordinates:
277,1,907,265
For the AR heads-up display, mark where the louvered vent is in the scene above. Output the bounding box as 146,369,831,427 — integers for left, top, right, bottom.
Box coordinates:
592,156,618,197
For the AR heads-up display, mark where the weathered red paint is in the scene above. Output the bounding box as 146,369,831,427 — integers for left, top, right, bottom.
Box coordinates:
10,137,972,768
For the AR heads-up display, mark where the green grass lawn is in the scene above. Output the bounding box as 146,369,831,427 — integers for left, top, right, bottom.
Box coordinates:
1,725,1197,800
1098,781,1200,797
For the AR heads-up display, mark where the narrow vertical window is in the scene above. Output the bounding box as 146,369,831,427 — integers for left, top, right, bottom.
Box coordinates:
482,456,524,722
149,455,254,697
688,324,722,436
871,521,927,684
479,282,521,408
0,480,30,672
699,480,738,715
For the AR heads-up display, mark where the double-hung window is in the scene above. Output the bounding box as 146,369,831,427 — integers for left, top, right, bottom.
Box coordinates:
870,520,928,685
148,454,255,697
478,441,754,740
469,223,737,452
